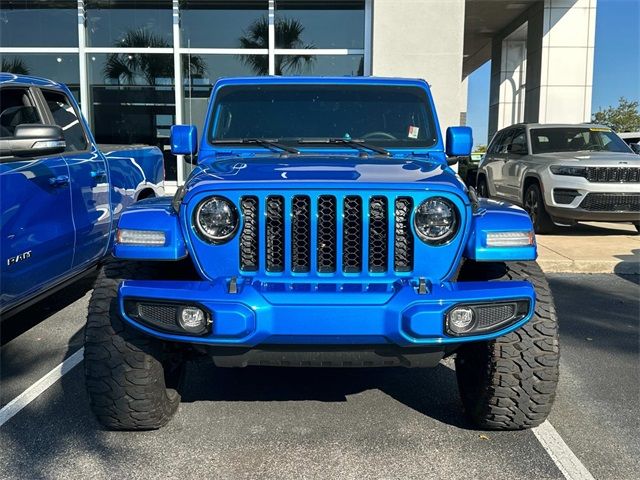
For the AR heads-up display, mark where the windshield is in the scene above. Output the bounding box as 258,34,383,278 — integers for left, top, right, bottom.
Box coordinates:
208,84,438,149
530,127,632,154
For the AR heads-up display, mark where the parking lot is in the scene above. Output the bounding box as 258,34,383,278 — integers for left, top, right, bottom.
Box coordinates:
1,264,638,480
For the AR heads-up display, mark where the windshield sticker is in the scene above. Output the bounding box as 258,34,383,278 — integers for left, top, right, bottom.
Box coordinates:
408,125,419,139
590,127,611,132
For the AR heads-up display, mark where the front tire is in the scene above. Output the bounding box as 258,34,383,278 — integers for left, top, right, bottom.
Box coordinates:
84,262,183,430
455,261,559,430
524,183,555,234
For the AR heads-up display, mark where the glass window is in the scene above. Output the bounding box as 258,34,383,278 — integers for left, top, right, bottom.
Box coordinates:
87,53,177,178
209,84,438,149
508,129,527,154
275,1,365,49
275,54,363,76
182,54,267,136
0,0,78,47
0,54,81,101
0,88,42,138
85,1,173,48
41,90,88,152
530,127,633,154
180,1,267,48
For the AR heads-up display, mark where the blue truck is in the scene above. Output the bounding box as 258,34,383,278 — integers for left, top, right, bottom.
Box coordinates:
84,77,559,431
0,74,164,318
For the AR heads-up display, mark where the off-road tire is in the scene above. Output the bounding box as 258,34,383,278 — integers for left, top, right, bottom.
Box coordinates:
455,261,559,430
524,183,555,234
84,261,183,430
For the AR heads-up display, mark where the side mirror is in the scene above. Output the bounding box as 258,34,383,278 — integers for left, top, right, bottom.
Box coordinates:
0,124,66,157
446,126,473,158
508,143,527,155
170,125,198,157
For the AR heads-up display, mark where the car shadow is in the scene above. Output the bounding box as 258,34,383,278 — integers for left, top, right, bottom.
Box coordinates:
543,222,638,237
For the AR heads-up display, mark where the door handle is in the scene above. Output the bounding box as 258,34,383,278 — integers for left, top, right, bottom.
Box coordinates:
91,169,107,179
48,175,70,187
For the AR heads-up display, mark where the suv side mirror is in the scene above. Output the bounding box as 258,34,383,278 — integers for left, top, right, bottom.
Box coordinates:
508,143,527,155
446,126,473,158
0,124,66,158
170,125,198,157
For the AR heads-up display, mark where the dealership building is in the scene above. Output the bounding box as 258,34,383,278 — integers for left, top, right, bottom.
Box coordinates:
0,0,597,187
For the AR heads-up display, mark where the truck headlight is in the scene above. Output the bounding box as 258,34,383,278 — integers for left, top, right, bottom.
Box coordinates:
414,197,458,245
550,165,587,177
194,196,238,244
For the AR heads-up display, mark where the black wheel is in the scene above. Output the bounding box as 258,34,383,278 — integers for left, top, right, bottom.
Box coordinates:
84,261,185,430
476,176,489,198
455,261,560,430
524,183,554,234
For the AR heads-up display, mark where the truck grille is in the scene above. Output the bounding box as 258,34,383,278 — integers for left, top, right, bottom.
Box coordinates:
238,194,415,274
585,167,640,183
579,193,640,212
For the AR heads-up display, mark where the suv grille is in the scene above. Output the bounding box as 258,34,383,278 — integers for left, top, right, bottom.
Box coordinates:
579,193,640,212
585,167,640,183
238,195,416,274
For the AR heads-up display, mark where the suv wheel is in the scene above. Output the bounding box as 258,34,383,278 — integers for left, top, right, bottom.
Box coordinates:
455,261,560,430
476,176,489,198
84,261,185,430
524,183,554,234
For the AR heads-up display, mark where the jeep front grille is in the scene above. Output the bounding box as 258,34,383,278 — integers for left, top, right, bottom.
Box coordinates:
585,167,640,183
238,194,415,275
579,193,640,212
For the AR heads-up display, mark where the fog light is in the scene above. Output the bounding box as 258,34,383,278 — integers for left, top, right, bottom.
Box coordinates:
447,307,475,334
179,306,207,333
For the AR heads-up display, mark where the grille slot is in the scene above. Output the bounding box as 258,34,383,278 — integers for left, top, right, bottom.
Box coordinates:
343,196,363,273
317,195,337,273
266,196,285,272
394,197,414,272
586,167,640,183
240,196,259,271
368,196,388,272
291,195,311,273
475,303,516,329
579,193,640,212
138,304,178,329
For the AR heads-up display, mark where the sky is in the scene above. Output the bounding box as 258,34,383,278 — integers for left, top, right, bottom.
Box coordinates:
466,0,640,146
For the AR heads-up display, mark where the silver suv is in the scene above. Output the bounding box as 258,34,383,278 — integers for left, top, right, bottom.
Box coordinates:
477,123,640,233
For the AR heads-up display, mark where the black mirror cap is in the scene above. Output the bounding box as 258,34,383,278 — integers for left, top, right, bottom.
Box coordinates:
0,124,66,158
447,156,460,166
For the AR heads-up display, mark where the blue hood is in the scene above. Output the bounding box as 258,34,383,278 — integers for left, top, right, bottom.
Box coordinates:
183,154,466,196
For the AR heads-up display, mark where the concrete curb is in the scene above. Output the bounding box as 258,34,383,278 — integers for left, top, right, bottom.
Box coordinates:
538,260,640,275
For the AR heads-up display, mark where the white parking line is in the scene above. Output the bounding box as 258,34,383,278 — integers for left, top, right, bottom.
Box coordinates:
0,347,84,428
440,360,594,480
533,421,596,480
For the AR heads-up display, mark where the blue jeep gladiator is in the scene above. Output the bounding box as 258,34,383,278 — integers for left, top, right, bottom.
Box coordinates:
85,77,559,431
0,74,164,318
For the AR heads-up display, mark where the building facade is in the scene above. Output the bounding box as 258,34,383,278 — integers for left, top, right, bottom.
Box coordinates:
0,0,596,186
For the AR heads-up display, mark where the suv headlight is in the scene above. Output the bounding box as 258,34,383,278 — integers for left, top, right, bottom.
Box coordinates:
194,196,238,244
414,197,459,245
550,165,587,177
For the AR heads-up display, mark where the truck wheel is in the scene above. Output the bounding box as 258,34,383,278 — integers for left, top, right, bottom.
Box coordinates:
84,261,183,430
455,261,559,430
524,183,554,234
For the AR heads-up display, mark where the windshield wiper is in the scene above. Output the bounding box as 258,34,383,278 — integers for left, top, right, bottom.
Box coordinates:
298,138,391,156
212,138,300,154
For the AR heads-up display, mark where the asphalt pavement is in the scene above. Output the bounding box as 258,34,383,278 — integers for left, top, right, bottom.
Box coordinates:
0,273,638,479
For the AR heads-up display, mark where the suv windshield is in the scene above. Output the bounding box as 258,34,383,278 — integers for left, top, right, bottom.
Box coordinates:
530,127,632,154
209,84,438,149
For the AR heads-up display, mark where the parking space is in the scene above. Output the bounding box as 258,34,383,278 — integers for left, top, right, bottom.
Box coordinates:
0,273,638,479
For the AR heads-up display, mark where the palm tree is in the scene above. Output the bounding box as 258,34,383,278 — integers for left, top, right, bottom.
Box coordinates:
104,29,206,85
1,57,30,75
239,16,315,75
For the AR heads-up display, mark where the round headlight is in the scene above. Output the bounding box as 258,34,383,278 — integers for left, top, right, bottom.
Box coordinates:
194,196,238,243
414,197,458,244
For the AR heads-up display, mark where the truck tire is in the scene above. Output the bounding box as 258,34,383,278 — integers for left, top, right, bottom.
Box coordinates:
454,261,559,430
524,183,554,234
84,261,183,430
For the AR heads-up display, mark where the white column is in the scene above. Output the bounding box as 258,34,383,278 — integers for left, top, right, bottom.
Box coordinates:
497,24,528,130
77,1,89,124
268,0,275,75
173,0,184,185
363,0,373,75
538,0,597,123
